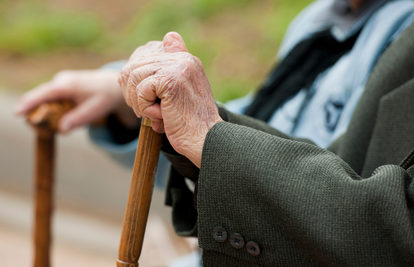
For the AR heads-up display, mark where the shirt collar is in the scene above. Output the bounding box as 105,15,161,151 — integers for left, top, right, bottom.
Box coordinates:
314,0,390,41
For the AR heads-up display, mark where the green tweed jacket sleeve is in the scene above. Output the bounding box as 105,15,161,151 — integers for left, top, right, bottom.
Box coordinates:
199,121,414,267
166,22,414,266
196,22,414,266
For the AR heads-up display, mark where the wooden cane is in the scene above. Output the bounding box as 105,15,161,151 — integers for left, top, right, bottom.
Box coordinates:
27,101,73,267
116,117,163,267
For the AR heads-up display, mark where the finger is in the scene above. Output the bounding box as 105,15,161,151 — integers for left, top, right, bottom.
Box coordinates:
163,32,188,53
58,96,111,133
126,64,161,107
130,87,142,119
129,65,161,88
119,59,163,104
118,73,131,111
130,41,164,61
14,82,73,115
135,75,163,122
152,121,165,133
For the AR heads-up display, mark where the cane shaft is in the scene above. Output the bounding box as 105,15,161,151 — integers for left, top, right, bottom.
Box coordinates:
117,118,163,267
33,131,55,267
27,101,74,267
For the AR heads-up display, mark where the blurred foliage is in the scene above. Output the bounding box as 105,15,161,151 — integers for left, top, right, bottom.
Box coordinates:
124,0,254,43
122,0,313,101
0,0,313,102
0,1,103,54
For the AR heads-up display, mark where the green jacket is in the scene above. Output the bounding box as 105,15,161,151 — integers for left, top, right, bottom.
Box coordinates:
165,22,414,267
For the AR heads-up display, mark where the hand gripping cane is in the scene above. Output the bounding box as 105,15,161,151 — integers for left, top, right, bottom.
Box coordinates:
26,101,73,267
116,117,163,267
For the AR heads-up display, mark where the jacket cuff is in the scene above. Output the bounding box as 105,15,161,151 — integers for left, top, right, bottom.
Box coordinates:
164,167,198,237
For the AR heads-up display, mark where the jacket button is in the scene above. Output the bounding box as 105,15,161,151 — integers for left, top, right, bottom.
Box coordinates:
230,233,245,249
246,241,261,256
212,226,227,242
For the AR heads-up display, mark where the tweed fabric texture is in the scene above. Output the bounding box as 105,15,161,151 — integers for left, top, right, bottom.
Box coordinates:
202,250,265,267
167,20,414,267
199,122,414,266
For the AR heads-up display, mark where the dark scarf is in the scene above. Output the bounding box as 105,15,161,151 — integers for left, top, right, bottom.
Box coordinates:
244,28,361,122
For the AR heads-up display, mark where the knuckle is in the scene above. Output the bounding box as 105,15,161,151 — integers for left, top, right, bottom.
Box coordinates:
54,70,73,80
117,75,124,88
54,72,76,87
193,56,203,67
51,85,67,95
55,70,70,78
119,70,130,87
181,57,197,75
147,41,159,46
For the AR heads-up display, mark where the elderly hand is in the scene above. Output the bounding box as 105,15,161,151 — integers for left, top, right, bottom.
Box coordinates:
15,70,133,133
15,69,130,133
14,41,164,133
119,32,222,167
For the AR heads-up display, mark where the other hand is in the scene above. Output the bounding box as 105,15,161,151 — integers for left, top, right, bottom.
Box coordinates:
15,69,131,133
15,41,164,133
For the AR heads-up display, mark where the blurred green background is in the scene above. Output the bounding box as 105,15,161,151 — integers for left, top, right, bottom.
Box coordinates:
0,0,312,103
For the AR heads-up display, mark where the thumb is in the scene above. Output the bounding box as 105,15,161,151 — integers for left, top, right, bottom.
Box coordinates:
163,32,188,53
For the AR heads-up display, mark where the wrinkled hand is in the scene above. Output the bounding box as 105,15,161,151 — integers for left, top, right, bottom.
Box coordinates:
15,41,164,133
119,32,222,167
14,69,129,133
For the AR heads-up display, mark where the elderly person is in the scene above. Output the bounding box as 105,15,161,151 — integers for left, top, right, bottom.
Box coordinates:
15,0,414,265
15,0,414,195
119,25,414,265
15,0,414,147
